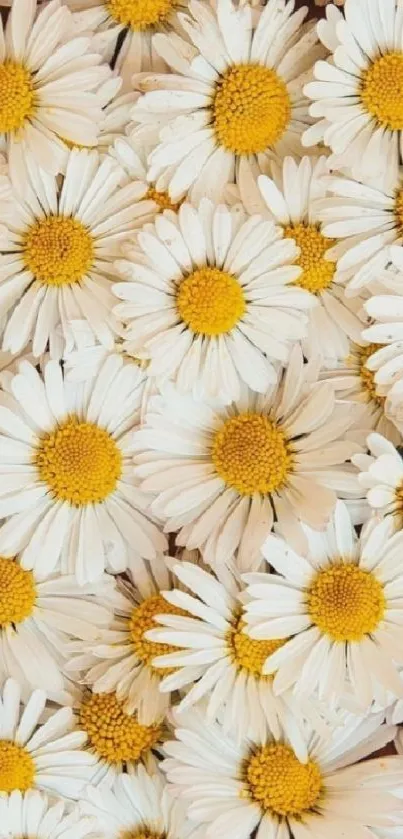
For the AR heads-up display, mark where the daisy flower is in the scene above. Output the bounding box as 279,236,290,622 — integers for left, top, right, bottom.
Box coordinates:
113,199,315,402
80,766,204,839
60,83,138,159
66,0,185,89
60,319,155,424
353,432,403,529
244,500,403,709
0,790,98,839
0,357,166,584
74,687,164,785
0,148,157,359
316,170,403,294
133,345,360,570
163,704,401,839
145,559,338,755
321,338,401,445
65,335,151,393
246,155,366,366
0,678,98,799
0,0,110,175
65,555,197,725
362,280,403,433
304,0,403,182
0,557,119,696
112,130,187,217
130,0,324,203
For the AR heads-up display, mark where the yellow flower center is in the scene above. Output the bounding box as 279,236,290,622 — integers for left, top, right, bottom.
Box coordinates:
284,223,336,294
356,343,385,407
212,63,291,155
361,53,403,130
106,0,177,30
212,413,293,496
129,594,186,674
176,266,245,336
244,743,322,817
0,741,35,792
145,185,183,213
0,557,36,627
0,62,35,134
307,563,385,642
34,417,122,507
395,187,403,237
227,611,286,677
78,692,162,763
22,215,94,287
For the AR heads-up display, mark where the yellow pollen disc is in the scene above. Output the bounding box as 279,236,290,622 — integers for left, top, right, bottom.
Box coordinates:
22,215,94,287
212,413,293,496
34,417,122,507
176,266,245,337
355,343,385,407
129,594,186,674
106,0,177,30
78,692,162,763
283,223,336,294
227,611,286,677
395,187,403,237
0,62,35,134
212,63,291,155
244,743,322,817
307,563,385,642
145,185,183,213
0,741,35,792
0,557,36,627
361,53,403,131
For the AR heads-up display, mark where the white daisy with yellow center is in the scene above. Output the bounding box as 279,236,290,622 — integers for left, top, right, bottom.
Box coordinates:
0,357,166,584
0,0,112,174
112,131,186,219
0,148,156,358
354,432,403,530
320,339,401,446
244,500,403,709
0,790,97,839
80,767,204,839
66,0,185,90
0,678,98,799
304,0,403,183
145,560,337,755
0,557,119,696
240,155,367,367
315,168,403,294
113,199,315,402
130,0,323,203
162,705,401,839
362,279,403,434
133,345,360,570
76,688,163,785
66,556,193,725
